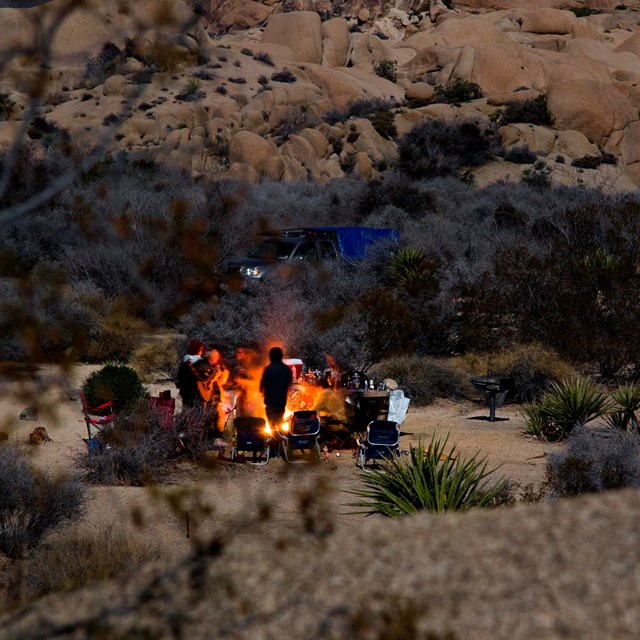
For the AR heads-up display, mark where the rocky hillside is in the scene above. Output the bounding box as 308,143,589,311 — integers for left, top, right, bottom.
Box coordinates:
2,0,640,189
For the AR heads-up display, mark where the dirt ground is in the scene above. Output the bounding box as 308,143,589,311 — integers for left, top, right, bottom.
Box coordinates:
1,365,557,557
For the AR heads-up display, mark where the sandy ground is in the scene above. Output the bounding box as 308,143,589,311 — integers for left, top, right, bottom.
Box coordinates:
0,365,556,557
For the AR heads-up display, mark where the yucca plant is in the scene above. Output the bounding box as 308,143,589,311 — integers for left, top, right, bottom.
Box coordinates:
388,248,439,296
523,378,611,441
348,433,509,517
605,383,640,432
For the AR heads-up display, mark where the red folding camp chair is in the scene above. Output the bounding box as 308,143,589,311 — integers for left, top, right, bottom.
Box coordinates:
149,390,176,429
80,391,116,452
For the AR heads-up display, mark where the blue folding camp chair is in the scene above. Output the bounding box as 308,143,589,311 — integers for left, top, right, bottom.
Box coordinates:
355,419,400,469
279,410,321,463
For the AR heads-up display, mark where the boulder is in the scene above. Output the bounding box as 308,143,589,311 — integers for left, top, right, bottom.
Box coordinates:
279,134,318,172
299,128,330,158
404,82,436,103
515,9,577,35
29,427,51,444
615,32,640,58
353,152,373,179
616,120,640,167
565,38,640,82
102,75,127,97
321,18,350,67
260,155,286,180
498,124,556,155
547,79,638,145
229,131,278,170
304,65,402,110
216,0,273,30
262,11,322,64
20,406,38,421
227,162,259,183
434,15,508,45
552,130,600,159
348,33,392,67
351,118,398,166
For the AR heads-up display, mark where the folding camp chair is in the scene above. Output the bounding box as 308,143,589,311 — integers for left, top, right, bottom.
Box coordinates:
279,410,321,464
355,420,400,470
80,391,116,453
231,416,271,465
149,390,176,429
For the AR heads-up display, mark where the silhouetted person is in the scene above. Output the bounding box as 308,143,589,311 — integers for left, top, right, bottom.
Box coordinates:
176,339,204,408
259,346,292,429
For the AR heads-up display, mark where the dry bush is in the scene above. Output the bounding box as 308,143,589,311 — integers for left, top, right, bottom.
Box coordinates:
130,336,180,382
0,446,86,559
23,525,159,603
368,355,472,406
455,344,577,402
546,426,640,496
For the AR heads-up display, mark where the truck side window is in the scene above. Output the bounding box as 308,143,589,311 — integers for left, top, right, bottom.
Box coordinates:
292,242,318,261
319,241,337,259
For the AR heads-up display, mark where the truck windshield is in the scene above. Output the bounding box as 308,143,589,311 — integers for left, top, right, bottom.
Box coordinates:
248,240,296,260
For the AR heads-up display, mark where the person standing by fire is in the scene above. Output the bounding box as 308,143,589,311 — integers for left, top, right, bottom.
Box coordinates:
176,339,204,409
259,346,293,429
198,347,230,436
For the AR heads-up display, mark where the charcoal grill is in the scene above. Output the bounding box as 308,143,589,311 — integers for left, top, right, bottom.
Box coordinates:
470,374,515,422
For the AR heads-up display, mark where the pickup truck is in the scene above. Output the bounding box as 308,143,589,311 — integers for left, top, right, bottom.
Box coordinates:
226,227,400,280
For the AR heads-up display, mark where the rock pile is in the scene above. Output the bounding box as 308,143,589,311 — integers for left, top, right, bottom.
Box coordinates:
2,0,640,188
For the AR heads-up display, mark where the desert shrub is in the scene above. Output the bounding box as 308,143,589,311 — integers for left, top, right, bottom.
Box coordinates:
546,426,640,496
324,97,396,125
228,76,246,84
349,433,509,516
502,144,537,164
270,68,297,83
192,68,215,80
523,378,612,441
24,525,159,600
176,78,205,101
130,336,180,382
572,153,618,169
0,446,85,559
27,116,71,151
605,383,640,432
521,160,551,188
368,109,397,139
397,118,495,179
368,355,471,405
82,308,148,362
434,78,482,104
570,7,603,17
81,402,178,485
253,51,274,66
82,363,148,413
275,107,320,140
373,59,397,83
84,41,124,88
497,95,551,126
0,92,15,121
457,344,576,403
388,247,439,296
215,85,228,95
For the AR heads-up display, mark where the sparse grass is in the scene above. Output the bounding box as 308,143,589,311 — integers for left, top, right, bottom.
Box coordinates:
23,525,160,602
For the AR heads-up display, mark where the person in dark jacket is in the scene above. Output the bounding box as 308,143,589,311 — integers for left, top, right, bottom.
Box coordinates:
176,339,204,408
259,346,292,429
